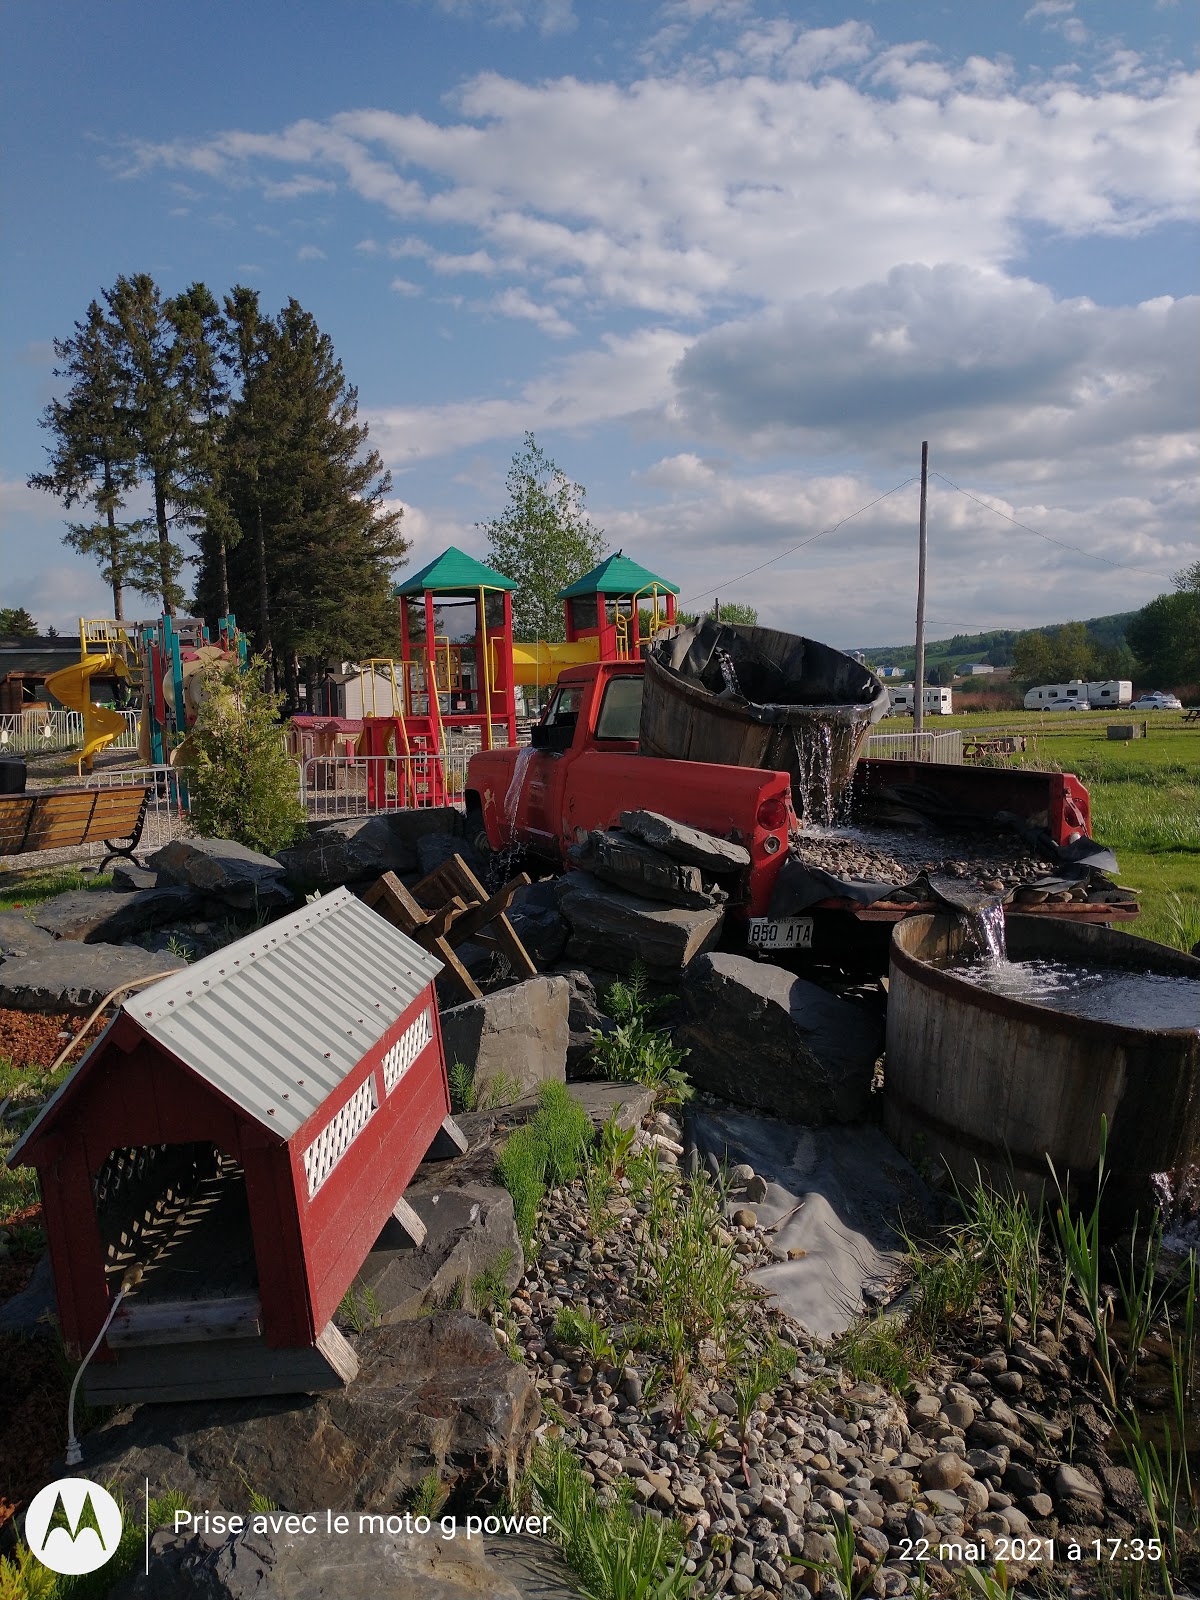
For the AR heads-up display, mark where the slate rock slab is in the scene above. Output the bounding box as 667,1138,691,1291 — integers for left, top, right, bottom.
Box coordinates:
619,810,751,873
277,817,419,890
0,941,184,1013
85,1313,539,1512
439,976,569,1101
31,886,201,943
555,873,723,977
151,838,293,910
415,831,485,879
553,967,614,1077
356,1181,523,1323
110,1524,584,1600
568,830,726,909
0,910,55,960
507,879,569,968
678,952,883,1124
111,863,158,891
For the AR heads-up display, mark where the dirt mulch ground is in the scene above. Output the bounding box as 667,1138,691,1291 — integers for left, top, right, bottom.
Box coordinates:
0,1332,72,1531
0,1007,92,1074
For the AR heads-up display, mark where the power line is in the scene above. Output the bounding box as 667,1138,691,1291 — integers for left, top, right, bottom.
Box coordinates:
931,472,1174,581
677,476,920,608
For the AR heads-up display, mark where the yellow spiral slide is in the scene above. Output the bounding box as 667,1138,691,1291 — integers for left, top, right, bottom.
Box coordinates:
45,654,131,772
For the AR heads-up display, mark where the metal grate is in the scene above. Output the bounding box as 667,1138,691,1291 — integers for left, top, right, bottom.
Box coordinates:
381,1007,433,1094
303,1076,378,1197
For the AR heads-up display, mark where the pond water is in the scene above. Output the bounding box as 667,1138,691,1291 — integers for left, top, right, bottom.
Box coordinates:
945,954,1200,1031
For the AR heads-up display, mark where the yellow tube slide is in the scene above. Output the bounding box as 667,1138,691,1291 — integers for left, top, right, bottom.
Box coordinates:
45,654,131,772
509,637,600,686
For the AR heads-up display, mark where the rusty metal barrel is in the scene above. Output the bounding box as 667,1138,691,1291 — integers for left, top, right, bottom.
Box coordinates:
640,621,889,823
885,914,1200,1226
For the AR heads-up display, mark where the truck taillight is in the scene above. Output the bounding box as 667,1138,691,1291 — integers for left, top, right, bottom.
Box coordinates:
756,796,789,830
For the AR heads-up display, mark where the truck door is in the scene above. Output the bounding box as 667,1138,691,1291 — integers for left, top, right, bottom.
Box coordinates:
518,682,585,848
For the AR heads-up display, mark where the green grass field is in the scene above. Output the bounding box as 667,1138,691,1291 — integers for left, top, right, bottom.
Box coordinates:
891,714,1200,949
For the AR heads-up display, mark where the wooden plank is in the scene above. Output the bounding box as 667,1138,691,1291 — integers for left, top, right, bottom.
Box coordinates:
108,1294,262,1347
424,1114,468,1160
85,1326,359,1405
390,1195,427,1249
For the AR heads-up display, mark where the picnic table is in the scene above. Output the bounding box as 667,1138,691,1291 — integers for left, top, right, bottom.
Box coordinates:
962,735,1027,762
0,784,150,866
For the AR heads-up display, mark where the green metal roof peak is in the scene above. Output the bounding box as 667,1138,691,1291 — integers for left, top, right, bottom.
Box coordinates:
393,545,518,595
558,552,680,600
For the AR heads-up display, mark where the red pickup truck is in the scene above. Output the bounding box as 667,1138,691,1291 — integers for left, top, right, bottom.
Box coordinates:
464,661,795,917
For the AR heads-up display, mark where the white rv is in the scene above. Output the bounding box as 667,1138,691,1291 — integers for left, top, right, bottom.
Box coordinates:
1023,679,1132,710
888,685,954,716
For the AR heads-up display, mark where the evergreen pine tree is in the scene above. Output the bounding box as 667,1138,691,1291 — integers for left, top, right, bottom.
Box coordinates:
28,300,152,618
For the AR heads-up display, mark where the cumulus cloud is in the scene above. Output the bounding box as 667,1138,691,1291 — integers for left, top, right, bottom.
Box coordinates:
673,267,1199,477
430,0,576,35
296,244,326,261
489,287,575,337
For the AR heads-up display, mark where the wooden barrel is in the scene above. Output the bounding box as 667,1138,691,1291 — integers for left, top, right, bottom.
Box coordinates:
885,914,1200,1226
640,622,888,823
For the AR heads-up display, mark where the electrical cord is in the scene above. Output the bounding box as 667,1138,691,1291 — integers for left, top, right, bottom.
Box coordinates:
65,1263,143,1466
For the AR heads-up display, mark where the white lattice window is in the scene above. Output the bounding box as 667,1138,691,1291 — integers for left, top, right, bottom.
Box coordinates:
303,1076,377,1197
382,1007,433,1095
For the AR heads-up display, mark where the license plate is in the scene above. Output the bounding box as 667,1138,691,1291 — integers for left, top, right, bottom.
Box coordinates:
747,916,814,950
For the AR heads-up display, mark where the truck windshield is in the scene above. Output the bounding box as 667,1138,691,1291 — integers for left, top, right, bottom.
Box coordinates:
595,677,643,740
544,685,584,728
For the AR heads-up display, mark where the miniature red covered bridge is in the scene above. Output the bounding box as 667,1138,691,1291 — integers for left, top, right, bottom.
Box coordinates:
10,887,455,1404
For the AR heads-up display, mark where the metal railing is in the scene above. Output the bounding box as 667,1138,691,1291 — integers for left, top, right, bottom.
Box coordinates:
864,730,964,765
0,708,86,753
299,752,472,820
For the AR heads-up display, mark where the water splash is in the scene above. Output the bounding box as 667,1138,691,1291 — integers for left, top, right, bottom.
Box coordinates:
963,898,1007,963
791,723,838,827
948,955,1200,1029
503,743,537,841
715,648,741,696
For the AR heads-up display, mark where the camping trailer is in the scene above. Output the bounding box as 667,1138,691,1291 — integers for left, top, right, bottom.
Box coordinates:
1023,680,1132,710
887,685,953,716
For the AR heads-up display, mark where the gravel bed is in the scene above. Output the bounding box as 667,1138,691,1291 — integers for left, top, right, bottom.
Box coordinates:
503,1112,1143,1597
790,823,1054,891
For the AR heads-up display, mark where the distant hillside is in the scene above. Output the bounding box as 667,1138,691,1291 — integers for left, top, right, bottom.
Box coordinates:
858,612,1137,673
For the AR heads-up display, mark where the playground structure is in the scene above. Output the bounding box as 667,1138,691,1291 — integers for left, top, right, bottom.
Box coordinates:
44,615,247,773
341,548,680,812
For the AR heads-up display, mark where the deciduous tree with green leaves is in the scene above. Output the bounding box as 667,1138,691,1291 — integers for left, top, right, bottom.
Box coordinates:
480,433,606,642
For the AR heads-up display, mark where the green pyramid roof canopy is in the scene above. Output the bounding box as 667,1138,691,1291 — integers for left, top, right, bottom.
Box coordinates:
558,553,680,600
393,545,518,596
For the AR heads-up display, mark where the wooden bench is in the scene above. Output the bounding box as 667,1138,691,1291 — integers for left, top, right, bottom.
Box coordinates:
0,785,151,867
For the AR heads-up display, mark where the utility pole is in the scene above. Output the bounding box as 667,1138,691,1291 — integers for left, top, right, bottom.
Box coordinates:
913,441,929,734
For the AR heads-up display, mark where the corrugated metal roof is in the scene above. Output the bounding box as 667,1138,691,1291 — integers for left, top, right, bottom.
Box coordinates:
120,886,442,1140
558,553,680,599
393,545,518,595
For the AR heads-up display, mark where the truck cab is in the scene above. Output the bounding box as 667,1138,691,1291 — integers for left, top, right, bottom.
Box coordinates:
465,662,796,917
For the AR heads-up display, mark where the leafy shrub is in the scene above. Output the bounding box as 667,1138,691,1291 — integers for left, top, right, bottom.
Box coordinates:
181,656,307,856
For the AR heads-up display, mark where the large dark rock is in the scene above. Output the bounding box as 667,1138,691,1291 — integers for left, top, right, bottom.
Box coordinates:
110,1524,584,1600
619,810,751,873
0,942,184,1013
276,817,414,890
507,879,569,968
355,1181,523,1323
0,910,55,959
85,1312,539,1511
568,830,726,909
414,832,485,879
31,886,201,943
111,863,158,891
555,873,723,977
150,838,293,911
554,967,615,1077
439,976,569,1101
678,952,883,1124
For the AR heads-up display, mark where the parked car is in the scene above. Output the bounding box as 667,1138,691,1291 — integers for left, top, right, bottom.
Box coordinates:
1131,691,1183,710
1044,697,1090,711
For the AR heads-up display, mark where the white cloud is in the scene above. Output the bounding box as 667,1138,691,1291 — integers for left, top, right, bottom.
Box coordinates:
297,244,326,261
431,0,576,35
390,276,422,295
489,287,575,337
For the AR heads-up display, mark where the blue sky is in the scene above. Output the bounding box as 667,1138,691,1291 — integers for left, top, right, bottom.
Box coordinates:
3,0,1197,647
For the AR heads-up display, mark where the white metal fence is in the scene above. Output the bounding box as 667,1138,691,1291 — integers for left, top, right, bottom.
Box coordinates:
299,752,472,820
83,764,192,848
0,709,86,753
864,730,964,765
